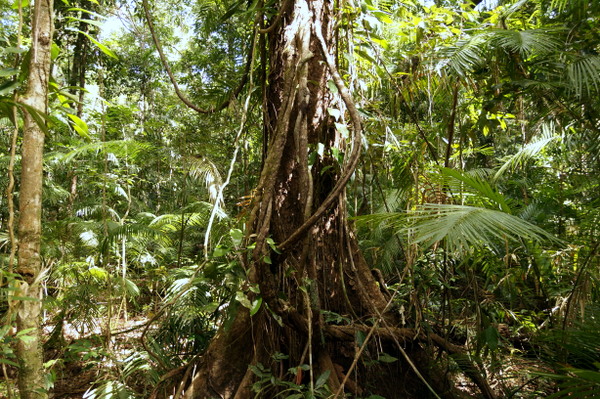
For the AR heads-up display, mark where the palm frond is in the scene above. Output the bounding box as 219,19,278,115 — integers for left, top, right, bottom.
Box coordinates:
0,231,8,250
442,168,511,213
440,34,489,77
58,139,153,163
546,373,600,399
494,122,560,180
184,155,223,205
149,201,227,236
499,0,527,19
550,0,569,13
407,204,560,251
43,180,71,205
490,28,562,57
537,310,600,398
566,55,600,98
76,205,121,221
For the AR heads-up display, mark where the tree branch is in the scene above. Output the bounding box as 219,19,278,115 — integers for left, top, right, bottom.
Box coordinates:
142,0,252,114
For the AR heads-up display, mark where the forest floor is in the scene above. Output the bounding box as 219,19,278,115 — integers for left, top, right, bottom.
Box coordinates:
50,316,149,398
0,315,554,399
0,316,149,399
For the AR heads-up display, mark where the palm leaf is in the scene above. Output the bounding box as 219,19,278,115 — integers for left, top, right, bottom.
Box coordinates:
184,155,223,205
566,55,600,98
442,168,511,213
58,139,153,163
149,201,226,233
76,205,121,221
494,122,560,180
100,222,172,253
440,34,489,77
406,204,560,251
0,231,8,249
490,28,562,57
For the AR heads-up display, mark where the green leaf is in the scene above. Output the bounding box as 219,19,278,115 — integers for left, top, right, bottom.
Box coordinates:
67,8,107,21
12,0,28,9
0,80,19,95
378,353,398,363
335,122,349,139
67,113,90,140
220,0,246,21
328,108,341,121
0,68,19,77
66,16,104,29
213,246,229,257
250,297,262,316
483,326,499,351
315,369,331,389
14,101,51,135
355,49,377,64
1,47,27,54
236,291,252,309
16,327,36,337
0,358,19,367
230,228,243,246
327,80,338,94
51,43,60,60
355,330,366,347
72,29,118,59
266,237,281,253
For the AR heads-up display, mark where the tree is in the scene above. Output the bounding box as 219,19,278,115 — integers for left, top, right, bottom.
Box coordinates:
179,1,486,398
14,0,54,398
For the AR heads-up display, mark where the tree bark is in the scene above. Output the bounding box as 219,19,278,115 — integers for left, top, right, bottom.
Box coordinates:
15,1,53,398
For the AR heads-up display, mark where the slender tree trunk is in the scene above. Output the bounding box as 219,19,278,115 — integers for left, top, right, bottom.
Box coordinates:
15,1,53,398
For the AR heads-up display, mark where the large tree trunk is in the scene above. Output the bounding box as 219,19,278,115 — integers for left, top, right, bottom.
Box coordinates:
182,1,478,398
15,1,53,398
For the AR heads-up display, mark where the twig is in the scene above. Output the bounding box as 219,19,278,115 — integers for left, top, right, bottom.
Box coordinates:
333,289,399,398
